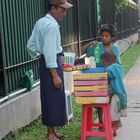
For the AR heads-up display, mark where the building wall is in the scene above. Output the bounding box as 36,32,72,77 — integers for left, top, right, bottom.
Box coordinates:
0,87,41,140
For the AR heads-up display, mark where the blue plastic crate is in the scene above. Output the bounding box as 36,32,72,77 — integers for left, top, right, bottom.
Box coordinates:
81,67,106,73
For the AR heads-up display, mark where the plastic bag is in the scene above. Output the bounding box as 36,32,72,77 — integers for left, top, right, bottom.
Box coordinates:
20,69,34,91
110,95,120,121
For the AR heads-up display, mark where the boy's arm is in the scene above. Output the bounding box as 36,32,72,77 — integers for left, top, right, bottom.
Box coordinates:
81,41,98,55
115,45,121,65
81,42,91,54
106,68,115,79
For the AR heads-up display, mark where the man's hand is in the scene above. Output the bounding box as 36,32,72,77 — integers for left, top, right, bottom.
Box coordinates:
53,75,62,89
36,53,41,59
49,68,63,89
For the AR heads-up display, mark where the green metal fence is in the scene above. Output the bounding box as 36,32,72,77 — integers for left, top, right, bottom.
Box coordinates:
0,25,4,97
61,0,98,55
116,4,138,39
0,0,139,97
0,0,46,96
99,0,115,25
59,0,79,54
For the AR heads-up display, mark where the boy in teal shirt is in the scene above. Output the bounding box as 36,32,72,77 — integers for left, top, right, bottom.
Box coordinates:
82,24,121,67
82,24,122,127
101,51,127,128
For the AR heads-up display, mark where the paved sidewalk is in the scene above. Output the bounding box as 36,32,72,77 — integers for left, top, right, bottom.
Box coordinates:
115,56,140,140
87,57,140,140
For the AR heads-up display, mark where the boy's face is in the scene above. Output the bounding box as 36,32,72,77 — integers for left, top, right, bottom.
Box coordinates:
101,31,112,45
102,59,111,67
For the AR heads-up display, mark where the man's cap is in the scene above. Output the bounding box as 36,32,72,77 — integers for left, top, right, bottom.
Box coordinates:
49,0,73,9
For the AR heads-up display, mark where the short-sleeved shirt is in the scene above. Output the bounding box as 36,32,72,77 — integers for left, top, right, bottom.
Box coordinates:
106,63,127,109
86,42,121,67
27,14,62,68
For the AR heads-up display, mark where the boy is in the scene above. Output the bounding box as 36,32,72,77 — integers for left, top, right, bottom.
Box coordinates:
82,24,122,127
101,51,127,128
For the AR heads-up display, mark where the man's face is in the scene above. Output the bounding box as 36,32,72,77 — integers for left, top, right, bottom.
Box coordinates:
52,6,67,20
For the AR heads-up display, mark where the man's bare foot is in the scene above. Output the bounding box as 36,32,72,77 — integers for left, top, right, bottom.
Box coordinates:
55,133,64,139
48,134,60,140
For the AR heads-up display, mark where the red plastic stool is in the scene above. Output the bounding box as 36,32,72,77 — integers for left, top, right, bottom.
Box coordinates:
81,104,117,140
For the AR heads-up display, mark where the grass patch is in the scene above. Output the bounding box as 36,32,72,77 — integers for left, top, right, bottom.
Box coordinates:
4,44,140,140
121,44,140,75
4,99,82,140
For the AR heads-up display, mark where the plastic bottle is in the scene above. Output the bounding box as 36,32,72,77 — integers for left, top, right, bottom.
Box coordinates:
94,43,100,64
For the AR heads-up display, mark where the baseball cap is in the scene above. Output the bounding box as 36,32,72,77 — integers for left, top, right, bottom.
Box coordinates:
49,0,73,9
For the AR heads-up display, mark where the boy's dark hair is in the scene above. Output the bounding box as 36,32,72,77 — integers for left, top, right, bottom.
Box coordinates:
100,24,116,38
101,51,117,63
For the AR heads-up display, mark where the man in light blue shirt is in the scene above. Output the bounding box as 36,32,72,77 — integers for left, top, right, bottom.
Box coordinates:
27,0,73,139
27,14,62,68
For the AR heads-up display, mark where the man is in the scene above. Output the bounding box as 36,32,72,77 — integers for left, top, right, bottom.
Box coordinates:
27,1,73,140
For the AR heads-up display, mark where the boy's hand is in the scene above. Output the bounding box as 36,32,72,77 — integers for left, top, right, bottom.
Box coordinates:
89,41,98,46
82,41,98,54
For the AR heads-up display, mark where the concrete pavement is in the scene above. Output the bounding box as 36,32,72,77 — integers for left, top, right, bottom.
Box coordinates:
115,56,140,140
87,57,140,140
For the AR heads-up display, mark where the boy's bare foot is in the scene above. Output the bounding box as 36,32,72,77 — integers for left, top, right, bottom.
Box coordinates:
98,127,105,131
112,120,122,129
115,120,122,128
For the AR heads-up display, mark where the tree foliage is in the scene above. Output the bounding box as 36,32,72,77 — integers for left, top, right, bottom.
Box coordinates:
115,0,128,12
